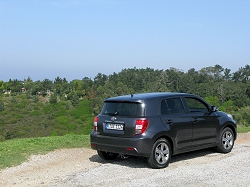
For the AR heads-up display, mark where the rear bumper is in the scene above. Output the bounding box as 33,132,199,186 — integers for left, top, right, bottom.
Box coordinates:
90,131,153,157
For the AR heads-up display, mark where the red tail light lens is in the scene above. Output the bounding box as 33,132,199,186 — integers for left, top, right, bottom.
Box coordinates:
135,119,149,135
94,116,98,131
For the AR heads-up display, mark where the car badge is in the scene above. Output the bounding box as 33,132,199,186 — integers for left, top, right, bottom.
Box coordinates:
111,117,116,121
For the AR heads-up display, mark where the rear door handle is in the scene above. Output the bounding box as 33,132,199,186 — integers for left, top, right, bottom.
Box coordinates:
166,119,173,124
193,118,199,123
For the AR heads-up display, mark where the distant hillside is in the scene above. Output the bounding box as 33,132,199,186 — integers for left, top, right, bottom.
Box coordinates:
0,95,93,140
1,65,250,140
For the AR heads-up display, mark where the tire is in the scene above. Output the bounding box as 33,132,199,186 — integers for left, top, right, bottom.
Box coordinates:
97,150,119,160
216,127,235,153
147,138,172,169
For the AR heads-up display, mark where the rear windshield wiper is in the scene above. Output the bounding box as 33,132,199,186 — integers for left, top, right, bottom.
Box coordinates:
108,112,118,116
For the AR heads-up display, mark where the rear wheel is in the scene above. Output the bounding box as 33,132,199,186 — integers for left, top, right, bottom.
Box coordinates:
147,138,172,169
97,150,119,160
216,127,235,153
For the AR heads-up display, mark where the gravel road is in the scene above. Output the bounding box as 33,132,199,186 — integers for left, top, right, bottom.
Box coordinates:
1,133,250,187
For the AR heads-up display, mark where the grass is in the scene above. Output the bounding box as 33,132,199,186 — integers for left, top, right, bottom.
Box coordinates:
237,126,250,133
0,134,90,170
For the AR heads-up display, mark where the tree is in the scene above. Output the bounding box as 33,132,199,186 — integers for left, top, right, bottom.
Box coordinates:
223,68,232,80
54,76,63,95
233,65,250,82
94,73,108,87
82,77,93,90
199,65,224,82
165,68,183,91
23,77,33,91
50,94,57,104
70,93,79,107
0,80,4,94
30,81,43,95
42,79,53,91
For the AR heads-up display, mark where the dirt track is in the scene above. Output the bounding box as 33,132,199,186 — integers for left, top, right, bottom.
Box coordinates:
0,133,250,187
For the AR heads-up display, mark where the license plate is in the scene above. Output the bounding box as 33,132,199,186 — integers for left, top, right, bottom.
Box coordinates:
105,123,124,131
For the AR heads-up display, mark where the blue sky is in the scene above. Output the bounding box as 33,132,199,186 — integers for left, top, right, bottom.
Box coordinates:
0,0,249,82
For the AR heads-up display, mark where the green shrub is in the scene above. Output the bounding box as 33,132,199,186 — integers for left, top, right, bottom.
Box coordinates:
66,123,77,131
20,94,27,100
76,119,83,124
50,94,57,104
43,104,50,113
9,118,19,124
18,103,26,108
56,116,70,124
30,110,39,116
54,110,67,117
18,131,25,137
54,123,63,129
5,132,11,140
33,105,39,110
232,106,250,126
70,109,82,119
23,110,30,114
10,97,17,103
50,130,58,136
16,114,23,118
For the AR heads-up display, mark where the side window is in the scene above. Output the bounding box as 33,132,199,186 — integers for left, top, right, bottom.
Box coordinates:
185,97,209,113
161,98,184,114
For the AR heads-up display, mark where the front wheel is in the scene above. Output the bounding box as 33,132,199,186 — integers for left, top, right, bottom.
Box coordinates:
97,150,119,160
216,127,235,153
147,138,172,169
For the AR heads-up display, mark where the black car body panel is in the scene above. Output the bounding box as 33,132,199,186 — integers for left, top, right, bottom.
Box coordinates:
90,92,237,166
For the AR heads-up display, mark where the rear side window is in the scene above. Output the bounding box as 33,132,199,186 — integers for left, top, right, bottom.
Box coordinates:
161,98,184,114
101,101,144,117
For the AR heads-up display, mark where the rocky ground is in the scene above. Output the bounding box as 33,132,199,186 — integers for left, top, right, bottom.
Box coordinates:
0,133,250,187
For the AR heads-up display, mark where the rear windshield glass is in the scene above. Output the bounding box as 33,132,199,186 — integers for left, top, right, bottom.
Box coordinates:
101,101,144,117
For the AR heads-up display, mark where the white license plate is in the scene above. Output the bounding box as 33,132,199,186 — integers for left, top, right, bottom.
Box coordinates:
105,123,124,131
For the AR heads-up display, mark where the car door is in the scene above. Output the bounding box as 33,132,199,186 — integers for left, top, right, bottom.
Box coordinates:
160,97,193,151
184,97,219,147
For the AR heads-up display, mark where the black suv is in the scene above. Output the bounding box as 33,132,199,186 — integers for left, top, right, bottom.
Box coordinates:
90,92,237,169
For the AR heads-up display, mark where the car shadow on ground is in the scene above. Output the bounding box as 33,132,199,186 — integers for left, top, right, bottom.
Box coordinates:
89,148,217,169
89,154,149,168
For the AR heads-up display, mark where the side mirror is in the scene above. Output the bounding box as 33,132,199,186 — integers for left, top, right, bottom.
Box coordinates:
211,106,218,112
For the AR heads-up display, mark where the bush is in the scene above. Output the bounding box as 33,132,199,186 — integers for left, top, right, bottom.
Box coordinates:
233,106,250,126
70,109,82,119
66,123,77,131
54,110,67,117
50,94,57,104
43,105,52,114
9,118,19,124
5,132,11,140
18,103,26,108
30,110,39,116
56,116,70,124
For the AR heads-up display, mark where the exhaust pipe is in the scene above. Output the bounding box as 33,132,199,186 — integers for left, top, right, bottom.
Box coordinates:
121,155,129,159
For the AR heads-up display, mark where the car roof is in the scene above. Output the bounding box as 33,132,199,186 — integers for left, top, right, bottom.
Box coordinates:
105,92,195,102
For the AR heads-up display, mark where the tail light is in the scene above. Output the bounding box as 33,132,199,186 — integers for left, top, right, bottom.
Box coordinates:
94,116,98,131
135,119,149,135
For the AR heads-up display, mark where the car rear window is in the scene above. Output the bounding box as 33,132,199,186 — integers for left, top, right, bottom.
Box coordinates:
101,101,144,117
